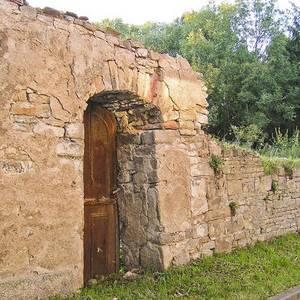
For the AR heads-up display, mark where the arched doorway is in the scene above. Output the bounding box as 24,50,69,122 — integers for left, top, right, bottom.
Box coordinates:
83,102,118,284
83,91,165,281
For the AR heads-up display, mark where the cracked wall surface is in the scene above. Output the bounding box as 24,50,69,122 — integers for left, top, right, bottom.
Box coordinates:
1,1,300,299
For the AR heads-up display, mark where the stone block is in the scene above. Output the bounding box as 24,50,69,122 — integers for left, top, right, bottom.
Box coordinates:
105,34,120,45
133,172,147,185
12,90,27,102
195,223,208,238
162,121,179,130
163,110,179,121
191,160,214,176
33,122,64,137
11,102,50,117
157,148,191,233
160,245,173,269
206,208,231,222
215,238,233,253
137,72,151,99
173,250,190,266
197,113,208,124
164,76,208,111
153,130,180,144
141,131,154,145
199,240,216,256
179,129,197,136
140,242,163,271
191,179,209,215
28,93,50,104
94,30,106,40
180,110,197,121
136,48,148,58
196,105,209,115
179,120,195,130
65,123,84,139
50,97,70,121
227,180,243,196
56,141,83,158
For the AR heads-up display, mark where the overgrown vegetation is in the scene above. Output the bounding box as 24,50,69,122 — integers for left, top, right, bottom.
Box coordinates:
262,157,280,175
229,201,238,216
271,179,279,192
261,156,300,175
209,154,224,172
52,233,300,300
260,128,300,175
260,128,300,159
100,0,300,143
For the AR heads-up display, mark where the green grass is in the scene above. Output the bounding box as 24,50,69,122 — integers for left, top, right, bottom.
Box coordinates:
52,233,300,300
222,141,256,155
261,156,300,175
220,128,300,176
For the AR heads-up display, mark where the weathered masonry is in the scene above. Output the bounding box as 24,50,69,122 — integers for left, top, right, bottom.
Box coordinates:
0,1,300,299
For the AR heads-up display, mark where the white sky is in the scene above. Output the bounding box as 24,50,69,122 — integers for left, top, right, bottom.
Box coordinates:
28,0,300,24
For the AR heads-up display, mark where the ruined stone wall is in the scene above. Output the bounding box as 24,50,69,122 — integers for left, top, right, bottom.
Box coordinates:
155,131,300,266
0,0,208,298
1,0,300,299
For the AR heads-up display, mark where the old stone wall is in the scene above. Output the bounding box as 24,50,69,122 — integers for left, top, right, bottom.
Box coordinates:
0,0,208,298
154,130,300,266
1,0,300,299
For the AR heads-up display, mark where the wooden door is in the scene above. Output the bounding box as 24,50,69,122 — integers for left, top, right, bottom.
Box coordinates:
83,103,118,284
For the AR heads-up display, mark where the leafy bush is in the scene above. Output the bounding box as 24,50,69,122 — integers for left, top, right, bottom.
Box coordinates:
261,156,300,175
209,154,224,172
261,157,280,175
231,124,266,148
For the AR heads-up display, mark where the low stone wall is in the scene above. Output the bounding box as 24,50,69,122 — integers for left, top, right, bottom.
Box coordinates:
156,130,300,266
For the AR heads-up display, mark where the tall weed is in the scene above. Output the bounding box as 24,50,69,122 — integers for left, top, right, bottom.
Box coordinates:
259,128,300,159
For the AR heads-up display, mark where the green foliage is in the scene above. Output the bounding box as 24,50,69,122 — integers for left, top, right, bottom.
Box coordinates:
223,140,256,155
119,248,126,274
97,18,180,55
52,234,300,300
229,201,238,216
261,156,280,175
231,124,266,147
260,128,300,175
271,179,279,192
283,160,296,177
261,156,300,175
260,128,300,159
209,154,224,172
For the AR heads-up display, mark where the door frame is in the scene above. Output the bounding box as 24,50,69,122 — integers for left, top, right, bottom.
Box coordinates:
83,103,119,284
